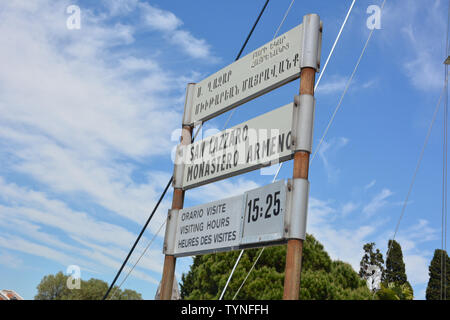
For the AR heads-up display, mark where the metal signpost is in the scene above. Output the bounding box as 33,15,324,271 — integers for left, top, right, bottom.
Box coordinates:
160,14,322,301
283,14,321,300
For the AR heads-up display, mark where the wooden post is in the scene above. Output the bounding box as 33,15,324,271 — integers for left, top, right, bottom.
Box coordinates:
160,124,192,300
283,67,316,300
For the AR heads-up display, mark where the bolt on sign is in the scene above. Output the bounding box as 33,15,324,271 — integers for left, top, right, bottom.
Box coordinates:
164,180,288,257
180,103,295,190
188,24,304,124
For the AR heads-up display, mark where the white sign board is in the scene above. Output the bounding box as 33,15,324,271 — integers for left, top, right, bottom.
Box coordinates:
170,181,287,257
189,24,303,124
241,180,286,246
181,103,294,190
174,196,243,257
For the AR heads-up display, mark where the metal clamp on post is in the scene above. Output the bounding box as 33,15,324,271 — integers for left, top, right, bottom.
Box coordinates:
284,178,309,240
182,83,196,127
301,14,322,71
291,94,315,153
172,144,185,189
163,209,179,255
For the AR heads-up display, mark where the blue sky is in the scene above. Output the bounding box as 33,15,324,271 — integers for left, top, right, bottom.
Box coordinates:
0,0,447,300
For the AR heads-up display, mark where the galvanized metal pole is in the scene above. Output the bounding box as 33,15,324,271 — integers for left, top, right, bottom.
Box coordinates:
282,12,321,300
282,67,315,300
160,84,195,300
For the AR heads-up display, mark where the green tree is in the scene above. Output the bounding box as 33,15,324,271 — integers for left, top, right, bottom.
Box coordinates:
425,249,450,300
383,240,409,285
180,234,373,300
35,272,72,300
359,242,384,293
378,240,413,300
118,289,144,300
376,282,413,300
34,272,142,300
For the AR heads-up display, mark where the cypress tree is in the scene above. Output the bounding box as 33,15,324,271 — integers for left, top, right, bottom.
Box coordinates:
378,240,414,300
383,240,408,285
425,249,450,300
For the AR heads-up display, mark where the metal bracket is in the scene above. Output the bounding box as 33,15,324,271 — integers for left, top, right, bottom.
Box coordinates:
301,14,322,71
182,83,196,126
317,21,323,72
284,178,309,240
172,144,186,189
291,94,315,153
163,209,179,255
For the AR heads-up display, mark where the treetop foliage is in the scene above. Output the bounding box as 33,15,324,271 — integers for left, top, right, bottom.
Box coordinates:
34,271,143,300
180,234,373,300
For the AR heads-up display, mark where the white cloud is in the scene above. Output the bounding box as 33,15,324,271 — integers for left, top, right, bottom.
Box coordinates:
317,137,349,183
189,178,260,204
0,251,23,269
170,30,213,60
0,177,166,283
381,0,446,91
307,196,376,271
0,178,137,248
139,2,216,61
0,0,218,292
362,188,394,217
316,75,347,95
104,0,139,17
316,75,377,96
374,219,438,299
0,0,187,227
404,49,444,91
0,0,209,288
119,56,159,72
306,193,434,294
341,201,359,217
404,254,430,286
364,180,376,190
141,3,183,32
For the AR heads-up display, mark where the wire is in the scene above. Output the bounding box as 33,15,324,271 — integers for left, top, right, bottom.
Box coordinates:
108,220,167,300
219,0,301,300
218,250,244,300
442,65,448,300
102,177,173,300
223,0,300,131
103,0,271,300
250,0,356,186
273,0,295,39
232,247,265,300
236,0,270,61
315,0,356,91
442,0,450,300
311,0,387,164
385,83,446,275
384,0,449,298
